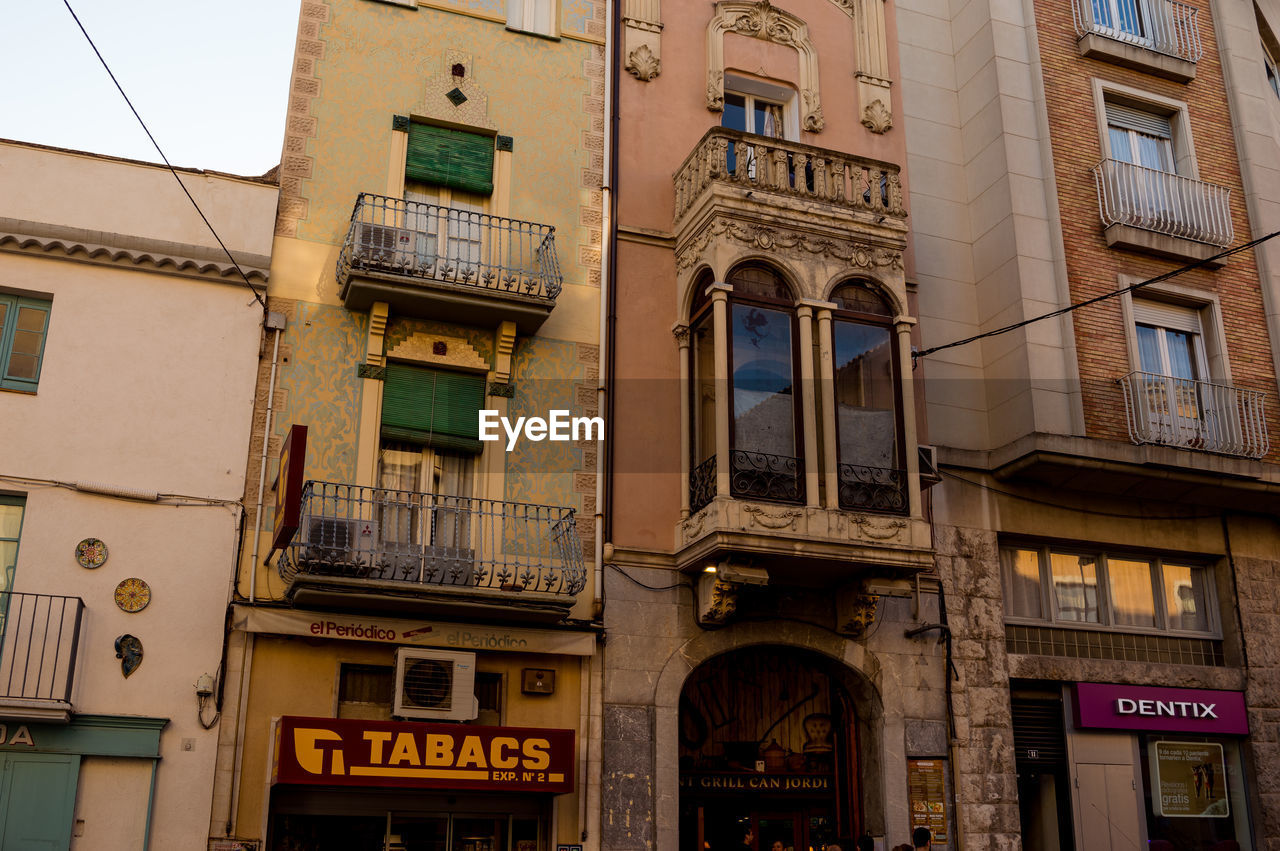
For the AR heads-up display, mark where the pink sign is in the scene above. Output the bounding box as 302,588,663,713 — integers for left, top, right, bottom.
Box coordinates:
1074,683,1248,735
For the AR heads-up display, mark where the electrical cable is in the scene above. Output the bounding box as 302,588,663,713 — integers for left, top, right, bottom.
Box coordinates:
606,563,693,592
913,229,1280,364
59,0,268,313
941,467,1223,520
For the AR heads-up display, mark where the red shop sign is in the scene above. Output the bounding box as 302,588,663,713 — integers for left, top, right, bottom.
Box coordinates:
274,716,575,794
1074,683,1248,735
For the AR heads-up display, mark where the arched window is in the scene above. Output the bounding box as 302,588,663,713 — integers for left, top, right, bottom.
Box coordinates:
829,280,905,512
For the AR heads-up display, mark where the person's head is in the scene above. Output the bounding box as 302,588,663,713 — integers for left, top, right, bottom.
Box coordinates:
912,827,931,849
771,841,784,851
856,836,875,851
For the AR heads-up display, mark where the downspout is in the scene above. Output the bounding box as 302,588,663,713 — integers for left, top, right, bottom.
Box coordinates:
249,316,285,603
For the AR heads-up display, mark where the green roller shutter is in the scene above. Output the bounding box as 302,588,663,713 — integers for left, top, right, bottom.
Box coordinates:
406,122,495,195
382,363,486,454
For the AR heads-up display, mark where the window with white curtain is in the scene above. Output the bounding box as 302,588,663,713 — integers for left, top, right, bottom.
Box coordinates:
507,0,553,35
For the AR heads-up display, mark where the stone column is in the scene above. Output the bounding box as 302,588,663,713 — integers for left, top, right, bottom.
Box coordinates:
894,315,922,518
796,303,821,507
674,323,691,518
710,283,732,499
816,306,839,508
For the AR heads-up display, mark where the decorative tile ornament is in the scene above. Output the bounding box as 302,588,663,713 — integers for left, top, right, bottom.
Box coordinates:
75,538,108,569
115,634,143,678
446,87,468,106
114,578,151,613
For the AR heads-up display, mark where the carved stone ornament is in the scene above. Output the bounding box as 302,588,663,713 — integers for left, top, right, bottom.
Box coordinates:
115,634,143,678
861,98,893,134
678,219,905,271
697,573,740,626
851,513,908,540
836,589,881,636
742,503,802,530
705,2,824,131
625,44,661,81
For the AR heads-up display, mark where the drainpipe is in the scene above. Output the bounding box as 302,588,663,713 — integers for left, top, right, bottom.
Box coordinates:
249,313,286,602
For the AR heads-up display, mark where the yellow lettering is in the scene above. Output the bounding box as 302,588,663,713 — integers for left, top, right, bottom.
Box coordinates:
457,735,487,768
293,728,343,775
423,733,453,766
8,726,32,748
388,732,421,766
490,737,519,769
522,737,551,770
364,731,392,764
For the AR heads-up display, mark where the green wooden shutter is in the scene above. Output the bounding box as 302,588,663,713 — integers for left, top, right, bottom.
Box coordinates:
0,752,80,849
406,123,495,195
381,363,486,453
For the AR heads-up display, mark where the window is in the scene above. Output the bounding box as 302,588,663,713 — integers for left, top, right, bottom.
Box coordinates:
1090,0,1149,44
338,663,394,720
1129,299,1223,450
1107,103,1175,173
1265,39,1280,98
0,496,22,595
720,77,795,177
1000,544,1216,636
0,295,50,392
507,0,553,36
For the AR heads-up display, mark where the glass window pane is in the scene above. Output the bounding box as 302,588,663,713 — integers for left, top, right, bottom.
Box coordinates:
692,315,716,464
732,304,795,457
0,542,16,593
834,320,896,470
15,307,45,333
722,93,747,131
1108,557,1156,627
1050,552,1100,623
1002,548,1043,619
1109,127,1134,163
1136,324,1162,373
1164,563,1210,632
0,504,22,539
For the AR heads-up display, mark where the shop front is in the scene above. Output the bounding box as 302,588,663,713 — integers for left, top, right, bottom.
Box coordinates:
267,716,575,851
1051,683,1253,851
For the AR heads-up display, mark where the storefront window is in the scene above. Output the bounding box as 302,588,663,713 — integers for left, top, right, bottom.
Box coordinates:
1139,735,1253,850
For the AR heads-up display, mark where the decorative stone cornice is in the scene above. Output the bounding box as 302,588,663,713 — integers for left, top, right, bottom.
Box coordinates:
677,219,904,272
0,218,269,287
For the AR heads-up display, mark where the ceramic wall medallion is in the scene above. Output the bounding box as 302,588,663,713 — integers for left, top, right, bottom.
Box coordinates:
75,538,108,569
115,634,143,678
114,578,151,613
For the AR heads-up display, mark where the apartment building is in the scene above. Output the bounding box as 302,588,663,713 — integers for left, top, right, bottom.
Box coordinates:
209,1,606,849
0,140,273,849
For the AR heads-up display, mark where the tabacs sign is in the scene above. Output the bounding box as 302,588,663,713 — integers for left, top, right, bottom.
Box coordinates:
274,716,574,794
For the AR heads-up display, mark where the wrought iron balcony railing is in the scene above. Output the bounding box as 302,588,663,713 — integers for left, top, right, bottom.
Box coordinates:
336,193,563,301
1072,0,1202,62
838,464,908,513
674,128,907,223
0,592,84,707
1094,159,1233,247
278,481,586,597
1120,371,1269,459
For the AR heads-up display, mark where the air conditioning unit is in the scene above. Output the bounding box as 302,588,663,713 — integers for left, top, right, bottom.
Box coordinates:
298,517,377,568
354,222,408,267
393,648,479,721
918,445,941,489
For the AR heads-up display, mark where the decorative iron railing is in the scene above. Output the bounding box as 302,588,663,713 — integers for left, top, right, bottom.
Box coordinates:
0,592,84,705
1119,371,1269,459
729,450,803,504
279,481,586,596
674,128,907,223
1093,159,1233,247
1071,0,1202,62
837,464,908,514
690,456,717,514
336,193,562,300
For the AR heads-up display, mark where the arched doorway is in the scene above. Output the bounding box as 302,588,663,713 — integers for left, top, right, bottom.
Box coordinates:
678,646,864,851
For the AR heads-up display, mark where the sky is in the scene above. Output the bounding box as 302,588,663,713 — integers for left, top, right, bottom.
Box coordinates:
1,0,300,176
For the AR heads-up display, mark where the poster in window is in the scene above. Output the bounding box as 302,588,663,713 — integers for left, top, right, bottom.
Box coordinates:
1154,741,1228,818
907,759,948,843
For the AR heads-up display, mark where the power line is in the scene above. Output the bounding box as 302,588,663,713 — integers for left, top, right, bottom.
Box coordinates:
913,229,1280,364
59,0,268,312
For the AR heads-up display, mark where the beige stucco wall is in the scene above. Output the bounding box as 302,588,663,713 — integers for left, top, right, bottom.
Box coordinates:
0,140,274,851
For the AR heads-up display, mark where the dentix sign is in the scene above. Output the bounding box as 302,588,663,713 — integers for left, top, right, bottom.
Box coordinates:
274,716,575,793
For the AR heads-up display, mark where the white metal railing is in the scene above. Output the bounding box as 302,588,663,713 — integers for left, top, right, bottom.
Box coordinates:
1120,371,1269,459
1071,0,1202,62
1093,159,1233,247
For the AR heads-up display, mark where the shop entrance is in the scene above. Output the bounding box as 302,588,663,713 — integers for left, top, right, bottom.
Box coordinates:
678,646,864,851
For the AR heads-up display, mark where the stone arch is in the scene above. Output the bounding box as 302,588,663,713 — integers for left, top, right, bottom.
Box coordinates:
706,1,825,132
822,272,907,318
652,619,899,849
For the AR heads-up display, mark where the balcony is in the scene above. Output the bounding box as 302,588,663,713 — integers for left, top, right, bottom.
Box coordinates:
1120,371,1269,459
0,593,84,722
673,128,908,235
278,481,586,622
1093,159,1233,263
336,193,562,334
1072,0,1201,80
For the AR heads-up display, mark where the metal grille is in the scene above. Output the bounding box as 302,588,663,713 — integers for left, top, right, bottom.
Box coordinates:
1011,698,1069,766
401,658,454,710
690,456,717,514
1093,159,1233,246
837,464,907,513
336,193,562,300
1119,371,1269,458
729,450,803,503
0,592,84,704
1005,624,1224,666
278,480,586,596
1071,0,1202,61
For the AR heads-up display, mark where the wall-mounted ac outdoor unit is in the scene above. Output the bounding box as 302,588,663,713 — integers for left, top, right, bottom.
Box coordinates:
393,648,478,721
354,222,408,267
298,517,377,567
